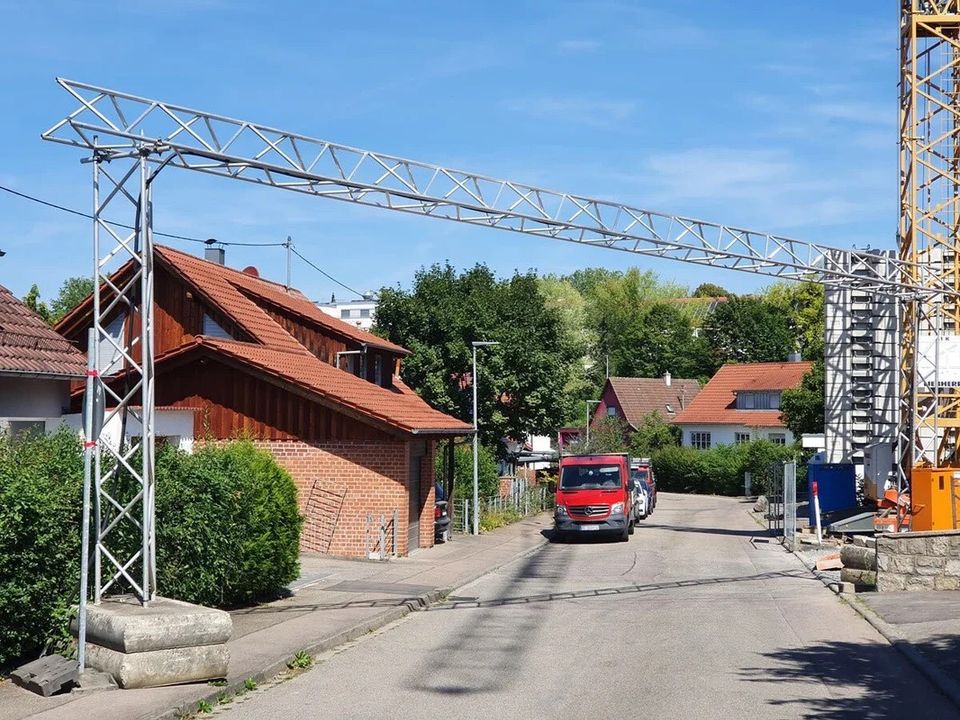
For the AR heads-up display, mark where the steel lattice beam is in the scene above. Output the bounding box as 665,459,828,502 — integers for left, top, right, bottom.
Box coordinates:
41,78,951,297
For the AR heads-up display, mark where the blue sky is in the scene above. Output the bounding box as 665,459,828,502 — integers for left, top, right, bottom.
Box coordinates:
0,1,898,302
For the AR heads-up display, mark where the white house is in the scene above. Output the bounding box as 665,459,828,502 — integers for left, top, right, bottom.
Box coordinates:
316,294,378,331
673,360,813,449
0,284,86,436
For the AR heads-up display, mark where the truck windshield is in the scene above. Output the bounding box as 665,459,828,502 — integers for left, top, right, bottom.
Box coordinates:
560,464,622,490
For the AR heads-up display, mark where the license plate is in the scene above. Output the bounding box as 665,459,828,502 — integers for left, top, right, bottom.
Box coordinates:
579,524,600,531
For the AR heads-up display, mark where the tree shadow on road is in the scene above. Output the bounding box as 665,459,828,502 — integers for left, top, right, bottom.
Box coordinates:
741,634,960,719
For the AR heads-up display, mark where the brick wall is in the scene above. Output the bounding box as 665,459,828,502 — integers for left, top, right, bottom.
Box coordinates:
877,529,960,591
253,439,436,559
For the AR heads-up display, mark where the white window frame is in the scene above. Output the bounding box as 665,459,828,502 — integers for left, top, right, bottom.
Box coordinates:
690,431,712,450
734,432,751,444
768,433,787,445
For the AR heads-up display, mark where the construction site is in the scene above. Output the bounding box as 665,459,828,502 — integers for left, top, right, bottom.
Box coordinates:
2,1,960,718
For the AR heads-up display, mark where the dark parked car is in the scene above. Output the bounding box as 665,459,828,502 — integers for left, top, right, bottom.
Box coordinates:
631,462,657,513
434,482,451,542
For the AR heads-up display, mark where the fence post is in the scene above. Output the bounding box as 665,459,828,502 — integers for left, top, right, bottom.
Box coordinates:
783,462,797,550
379,513,386,560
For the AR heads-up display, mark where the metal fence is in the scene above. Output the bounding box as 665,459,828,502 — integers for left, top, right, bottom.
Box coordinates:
454,485,553,534
364,510,399,560
767,461,799,547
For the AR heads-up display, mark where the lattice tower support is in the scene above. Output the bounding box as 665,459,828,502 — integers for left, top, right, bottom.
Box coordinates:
900,1,960,484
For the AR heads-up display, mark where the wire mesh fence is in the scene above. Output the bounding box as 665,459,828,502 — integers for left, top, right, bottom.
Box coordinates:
454,485,554,534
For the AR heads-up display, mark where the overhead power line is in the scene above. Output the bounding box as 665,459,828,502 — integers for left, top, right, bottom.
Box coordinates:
1,182,367,300
290,246,364,298
0,183,282,247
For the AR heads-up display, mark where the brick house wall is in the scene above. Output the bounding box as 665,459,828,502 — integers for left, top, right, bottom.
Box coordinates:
256,438,436,558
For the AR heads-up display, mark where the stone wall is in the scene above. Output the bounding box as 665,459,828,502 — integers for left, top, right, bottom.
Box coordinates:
876,529,960,591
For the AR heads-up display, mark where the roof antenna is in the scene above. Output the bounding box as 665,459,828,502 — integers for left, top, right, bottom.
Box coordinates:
284,236,292,291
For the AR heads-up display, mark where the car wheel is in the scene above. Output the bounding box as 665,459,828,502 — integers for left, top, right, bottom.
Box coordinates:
628,520,635,535
619,524,630,542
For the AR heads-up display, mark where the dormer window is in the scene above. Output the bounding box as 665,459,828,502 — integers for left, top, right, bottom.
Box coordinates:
737,391,780,410
202,313,232,340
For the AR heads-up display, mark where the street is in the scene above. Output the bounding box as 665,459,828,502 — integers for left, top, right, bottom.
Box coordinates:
223,494,959,720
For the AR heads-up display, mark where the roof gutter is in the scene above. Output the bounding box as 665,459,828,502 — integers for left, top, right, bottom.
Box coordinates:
410,427,476,436
0,369,86,381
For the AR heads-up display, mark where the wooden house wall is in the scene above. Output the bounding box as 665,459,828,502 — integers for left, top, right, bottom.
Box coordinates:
259,305,349,364
154,359,395,443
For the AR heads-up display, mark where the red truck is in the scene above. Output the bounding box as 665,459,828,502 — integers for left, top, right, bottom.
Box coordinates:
554,453,636,542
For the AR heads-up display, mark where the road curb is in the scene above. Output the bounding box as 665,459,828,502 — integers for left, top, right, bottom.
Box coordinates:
156,531,549,719
789,544,960,711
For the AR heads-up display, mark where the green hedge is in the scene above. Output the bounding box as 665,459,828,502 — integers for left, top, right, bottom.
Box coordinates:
0,429,83,668
0,434,302,669
651,440,796,496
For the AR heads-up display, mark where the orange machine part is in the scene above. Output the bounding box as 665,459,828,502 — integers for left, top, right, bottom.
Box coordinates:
910,468,960,532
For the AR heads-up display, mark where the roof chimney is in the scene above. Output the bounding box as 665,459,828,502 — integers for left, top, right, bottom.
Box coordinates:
204,246,225,265
664,371,672,387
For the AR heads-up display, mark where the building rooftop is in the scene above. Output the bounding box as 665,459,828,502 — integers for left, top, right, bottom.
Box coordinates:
0,284,86,379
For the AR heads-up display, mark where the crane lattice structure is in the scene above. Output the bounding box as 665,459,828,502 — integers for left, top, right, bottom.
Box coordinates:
901,1,960,475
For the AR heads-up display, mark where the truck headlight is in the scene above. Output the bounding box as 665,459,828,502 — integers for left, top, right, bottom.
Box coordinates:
556,504,568,516
611,502,624,514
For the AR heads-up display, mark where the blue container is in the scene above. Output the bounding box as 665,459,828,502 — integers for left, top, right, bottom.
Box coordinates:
808,463,856,524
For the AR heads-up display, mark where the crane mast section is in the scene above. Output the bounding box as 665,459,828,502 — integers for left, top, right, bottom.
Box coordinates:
42,78,941,296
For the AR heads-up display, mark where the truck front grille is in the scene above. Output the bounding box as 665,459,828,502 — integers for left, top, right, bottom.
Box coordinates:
569,504,608,517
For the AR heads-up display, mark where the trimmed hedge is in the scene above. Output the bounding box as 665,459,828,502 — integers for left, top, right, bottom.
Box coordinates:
0,429,83,667
0,434,302,669
651,440,795,496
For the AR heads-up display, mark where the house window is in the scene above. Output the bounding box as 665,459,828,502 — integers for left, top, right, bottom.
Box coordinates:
735,432,751,444
360,308,370,318
768,433,786,445
373,355,383,386
202,313,232,340
737,392,781,410
690,431,712,450
340,309,350,319
7,420,45,442
607,406,617,417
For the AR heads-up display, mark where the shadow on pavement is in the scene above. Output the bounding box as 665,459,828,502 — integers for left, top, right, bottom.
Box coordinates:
432,568,813,611
741,634,960,719
637,523,767,538
407,543,572,696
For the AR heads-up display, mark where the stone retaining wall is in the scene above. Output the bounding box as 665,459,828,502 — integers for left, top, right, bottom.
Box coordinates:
876,529,960,591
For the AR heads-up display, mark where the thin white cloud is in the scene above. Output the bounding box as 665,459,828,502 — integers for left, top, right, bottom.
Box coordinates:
502,96,635,127
558,39,601,53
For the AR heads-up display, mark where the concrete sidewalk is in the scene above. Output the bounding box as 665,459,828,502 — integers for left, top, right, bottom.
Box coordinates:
0,513,551,720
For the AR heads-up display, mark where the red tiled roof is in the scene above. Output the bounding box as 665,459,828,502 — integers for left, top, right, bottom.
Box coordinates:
156,246,408,355
672,361,813,427
0,284,86,378
600,376,702,428
181,338,471,434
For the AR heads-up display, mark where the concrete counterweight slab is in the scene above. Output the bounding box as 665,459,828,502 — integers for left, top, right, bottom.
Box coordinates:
71,595,232,689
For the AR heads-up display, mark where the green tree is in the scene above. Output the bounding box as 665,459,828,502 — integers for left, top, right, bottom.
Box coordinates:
764,281,824,360
692,282,729,298
22,285,51,323
375,263,578,445
701,295,795,368
629,411,681,456
49,276,94,324
538,276,595,425
781,360,825,436
610,302,713,380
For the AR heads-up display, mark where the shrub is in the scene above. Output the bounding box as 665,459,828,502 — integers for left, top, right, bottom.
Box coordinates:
479,507,521,533
651,440,796,496
0,429,83,668
153,441,303,607
0,436,302,668
435,442,499,499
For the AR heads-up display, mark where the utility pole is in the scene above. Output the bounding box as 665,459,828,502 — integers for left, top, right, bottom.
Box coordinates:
284,235,292,290
471,341,499,535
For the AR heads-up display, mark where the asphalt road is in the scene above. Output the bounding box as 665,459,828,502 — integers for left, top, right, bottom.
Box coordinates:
224,494,960,720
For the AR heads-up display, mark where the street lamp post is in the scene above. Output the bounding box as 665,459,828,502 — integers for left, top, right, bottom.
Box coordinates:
471,341,499,535
585,400,601,450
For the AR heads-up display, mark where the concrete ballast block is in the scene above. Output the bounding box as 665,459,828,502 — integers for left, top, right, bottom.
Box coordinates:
72,595,232,653
85,643,229,689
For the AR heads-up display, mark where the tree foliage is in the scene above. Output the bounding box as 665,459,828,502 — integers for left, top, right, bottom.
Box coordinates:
701,295,795,368
21,277,94,326
435,442,499,499
781,360,825,436
764,281,824,360
609,302,713,380
629,411,681,456
374,263,578,445
692,282,729,298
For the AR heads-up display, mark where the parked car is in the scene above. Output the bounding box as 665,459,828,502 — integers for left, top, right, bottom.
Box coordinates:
633,480,650,520
554,453,635,542
434,482,451,543
631,460,657,513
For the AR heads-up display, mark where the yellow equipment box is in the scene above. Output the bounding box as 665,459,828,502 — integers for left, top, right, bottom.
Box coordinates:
910,468,960,531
